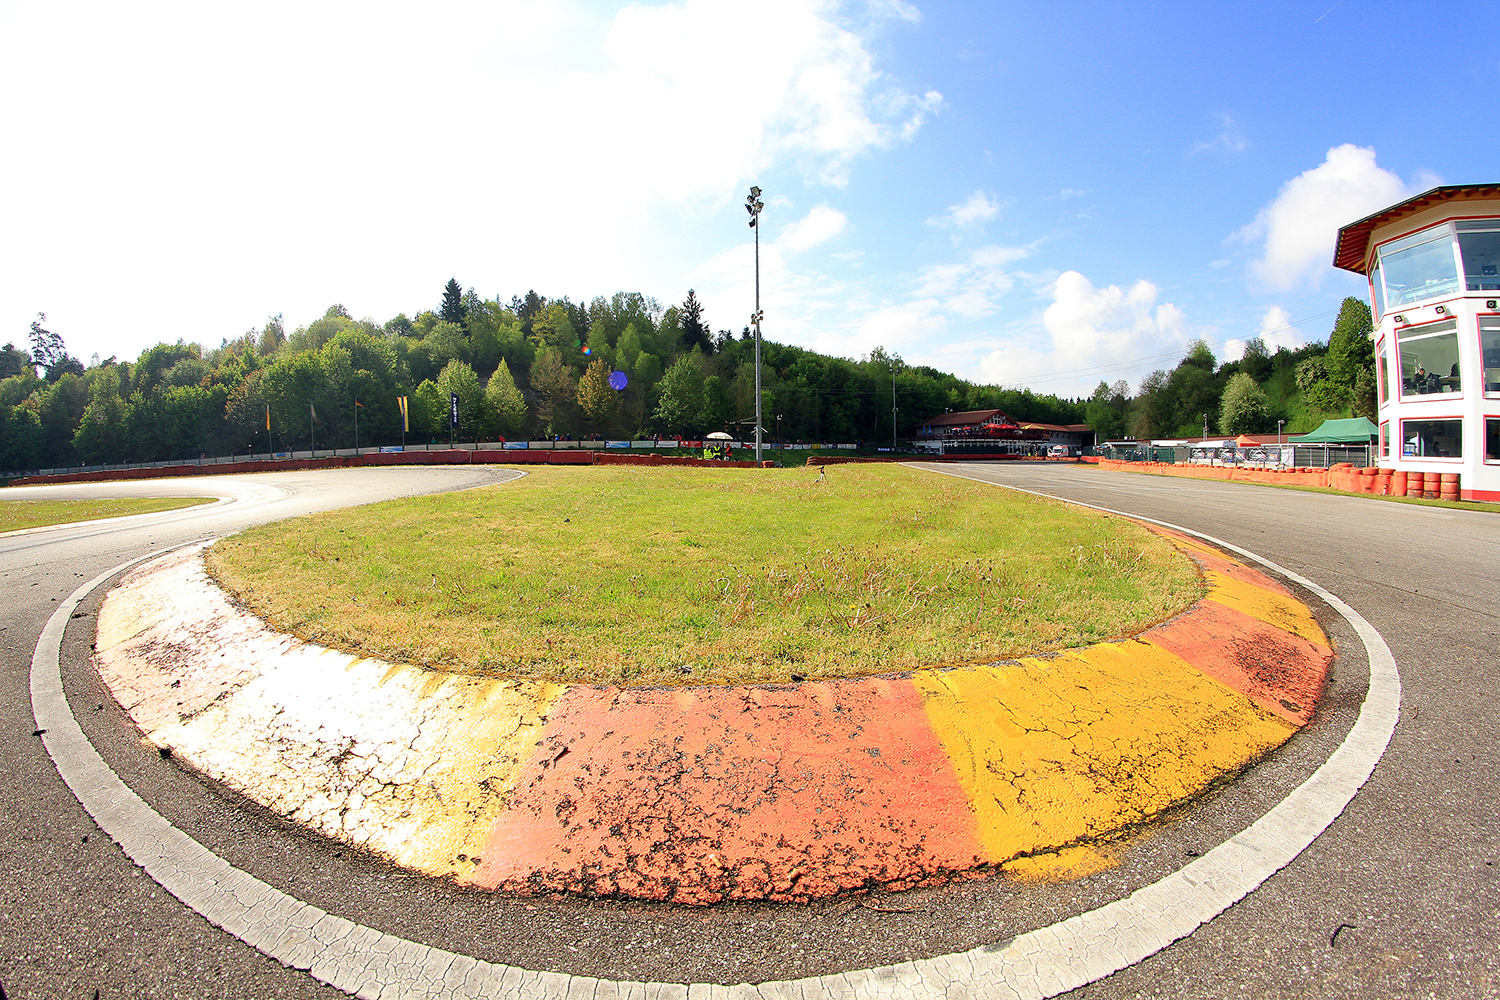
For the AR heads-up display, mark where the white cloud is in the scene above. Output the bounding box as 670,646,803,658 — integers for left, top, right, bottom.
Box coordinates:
1190,114,1249,155
0,0,937,364
1257,305,1308,353
932,190,1001,227
869,0,923,22
853,300,948,352
1224,307,1308,366
778,205,849,253
1236,144,1419,291
894,89,945,141
975,271,1189,395
911,243,1031,319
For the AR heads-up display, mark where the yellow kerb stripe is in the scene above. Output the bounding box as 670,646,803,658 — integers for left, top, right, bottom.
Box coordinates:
913,640,1293,864
1203,570,1328,646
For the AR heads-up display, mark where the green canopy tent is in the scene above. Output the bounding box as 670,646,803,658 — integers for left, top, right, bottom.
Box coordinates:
1288,417,1378,444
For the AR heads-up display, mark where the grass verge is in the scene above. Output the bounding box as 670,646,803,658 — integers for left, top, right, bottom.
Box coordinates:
0,496,213,533
207,465,1202,687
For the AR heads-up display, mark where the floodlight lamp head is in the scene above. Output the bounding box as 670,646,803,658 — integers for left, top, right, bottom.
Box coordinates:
749,186,761,198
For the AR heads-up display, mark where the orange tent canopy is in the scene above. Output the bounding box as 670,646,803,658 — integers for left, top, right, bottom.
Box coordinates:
1234,434,1259,445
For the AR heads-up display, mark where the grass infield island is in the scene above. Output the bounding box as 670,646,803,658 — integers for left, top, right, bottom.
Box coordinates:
207,465,1203,687
0,496,213,533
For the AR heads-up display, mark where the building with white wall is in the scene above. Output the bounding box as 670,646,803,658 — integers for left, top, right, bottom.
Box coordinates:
1333,184,1500,502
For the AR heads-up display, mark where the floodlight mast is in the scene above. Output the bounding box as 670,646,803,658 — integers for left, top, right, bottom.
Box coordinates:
891,358,900,451
746,186,765,463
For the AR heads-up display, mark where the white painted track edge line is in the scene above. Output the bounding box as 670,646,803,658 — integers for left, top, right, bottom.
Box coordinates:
31,465,1401,1000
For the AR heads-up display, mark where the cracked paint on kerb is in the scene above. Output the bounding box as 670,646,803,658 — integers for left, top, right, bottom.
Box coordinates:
94,545,564,877
913,639,1294,865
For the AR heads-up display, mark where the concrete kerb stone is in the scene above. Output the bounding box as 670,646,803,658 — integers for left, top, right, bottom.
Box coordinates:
33,489,1401,1000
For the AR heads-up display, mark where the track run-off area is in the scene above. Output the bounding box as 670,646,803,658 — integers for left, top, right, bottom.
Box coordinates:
3,462,1495,998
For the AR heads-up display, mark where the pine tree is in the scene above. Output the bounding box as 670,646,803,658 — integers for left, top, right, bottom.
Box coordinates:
680,290,712,353
28,313,67,375
440,278,468,328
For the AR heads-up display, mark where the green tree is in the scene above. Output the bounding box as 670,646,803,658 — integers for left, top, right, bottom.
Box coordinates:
653,354,706,434
1219,372,1271,435
37,373,89,464
0,372,41,408
436,360,488,442
259,350,328,452
1325,297,1374,387
701,374,732,432
529,346,576,435
576,357,619,429
412,379,446,441
484,358,528,438
1127,370,1170,439
529,302,575,352
0,401,44,470
1351,368,1378,421
28,313,66,376
423,321,471,370
440,278,468,328
73,366,129,463
1085,379,1129,442
680,289,711,353
286,305,357,354
257,314,286,356
1240,337,1273,382
616,324,644,373
1295,356,1344,412
0,342,31,379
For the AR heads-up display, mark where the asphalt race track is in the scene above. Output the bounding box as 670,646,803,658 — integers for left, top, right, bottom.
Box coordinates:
2,463,1495,998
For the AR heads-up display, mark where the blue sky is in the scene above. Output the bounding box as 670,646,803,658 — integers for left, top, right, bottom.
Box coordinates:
3,0,1497,398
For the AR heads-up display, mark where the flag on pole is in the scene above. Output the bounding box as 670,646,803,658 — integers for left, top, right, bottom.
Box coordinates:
310,403,317,421
397,395,409,433
265,404,270,430
355,399,365,408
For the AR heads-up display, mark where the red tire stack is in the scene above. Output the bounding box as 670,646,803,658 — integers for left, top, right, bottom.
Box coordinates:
1440,473,1460,501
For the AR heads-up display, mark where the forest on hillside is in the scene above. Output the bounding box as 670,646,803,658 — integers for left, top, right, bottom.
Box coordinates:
0,281,1375,473
0,281,1085,472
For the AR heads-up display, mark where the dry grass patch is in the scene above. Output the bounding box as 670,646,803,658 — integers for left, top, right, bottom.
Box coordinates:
0,496,212,533
207,465,1202,687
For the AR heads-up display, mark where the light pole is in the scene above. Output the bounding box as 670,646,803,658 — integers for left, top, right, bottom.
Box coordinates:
891,359,900,451
746,185,765,463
